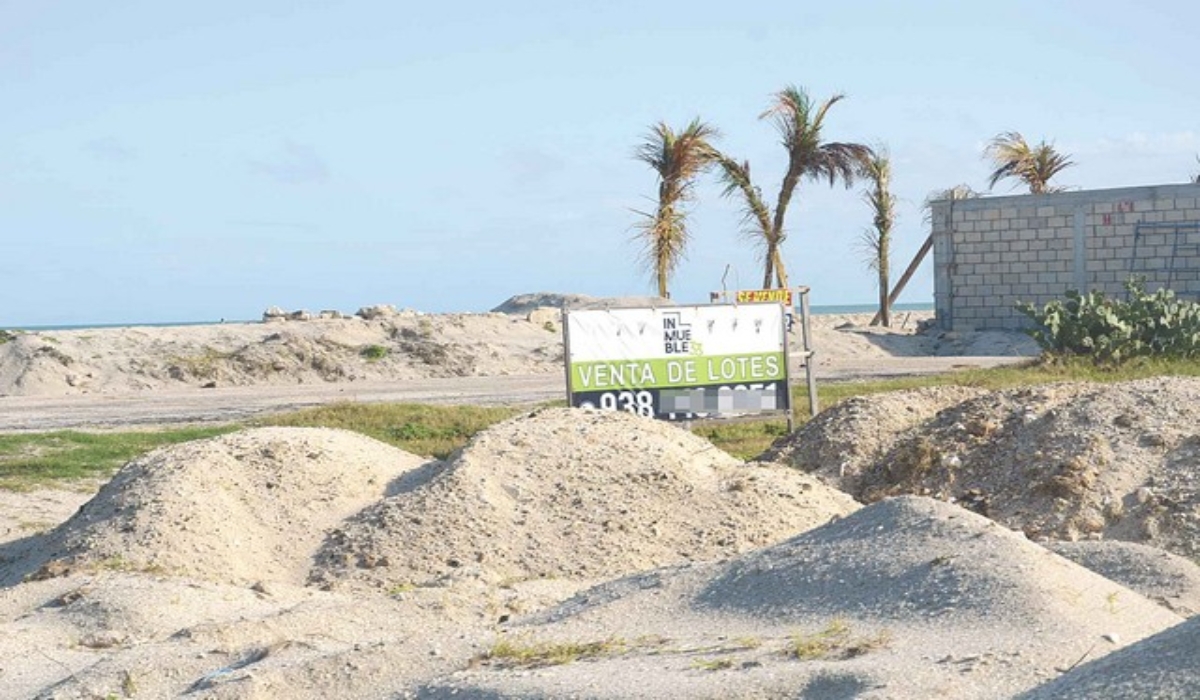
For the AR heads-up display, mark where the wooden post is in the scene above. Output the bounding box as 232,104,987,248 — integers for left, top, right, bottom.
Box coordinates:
871,233,933,327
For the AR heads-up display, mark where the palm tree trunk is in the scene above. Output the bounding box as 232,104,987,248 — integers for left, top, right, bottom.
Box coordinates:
773,248,790,289
762,243,776,288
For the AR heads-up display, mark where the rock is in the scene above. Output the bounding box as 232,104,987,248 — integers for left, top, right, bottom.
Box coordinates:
357,304,399,320
262,306,288,322
288,310,313,321
527,307,560,328
319,310,345,320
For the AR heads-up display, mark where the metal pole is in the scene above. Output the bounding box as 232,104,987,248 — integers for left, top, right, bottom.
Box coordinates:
561,304,574,408
799,288,818,418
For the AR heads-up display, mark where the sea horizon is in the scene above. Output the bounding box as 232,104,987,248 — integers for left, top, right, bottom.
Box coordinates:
6,301,934,332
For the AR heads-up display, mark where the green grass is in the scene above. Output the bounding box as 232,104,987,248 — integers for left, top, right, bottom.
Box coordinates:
257,402,521,459
5,356,1200,491
0,427,237,490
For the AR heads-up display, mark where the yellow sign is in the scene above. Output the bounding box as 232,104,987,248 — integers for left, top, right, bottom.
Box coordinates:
735,289,793,306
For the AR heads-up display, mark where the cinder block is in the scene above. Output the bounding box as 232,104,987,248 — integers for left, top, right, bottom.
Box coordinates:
983,209,1000,220
1095,202,1114,214
1165,210,1187,222
1155,199,1175,211
1037,206,1055,217
1049,216,1067,228
1134,199,1154,212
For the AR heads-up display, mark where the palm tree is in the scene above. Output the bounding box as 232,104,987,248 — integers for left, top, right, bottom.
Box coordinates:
984,131,1074,194
716,86,871,289
632,119,719,298
858,148,895,326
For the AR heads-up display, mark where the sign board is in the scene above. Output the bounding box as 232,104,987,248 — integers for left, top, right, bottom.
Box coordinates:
564,304,791,421
735,288,793,306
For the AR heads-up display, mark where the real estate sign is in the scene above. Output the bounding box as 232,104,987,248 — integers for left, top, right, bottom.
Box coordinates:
564,304,791,421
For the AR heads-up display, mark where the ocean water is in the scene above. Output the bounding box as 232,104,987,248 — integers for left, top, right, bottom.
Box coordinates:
808,302,933,315
8,302,934,332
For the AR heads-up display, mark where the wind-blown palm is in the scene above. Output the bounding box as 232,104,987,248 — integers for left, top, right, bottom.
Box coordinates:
717,86,871,288
858,149,895,326
985,132,1074,194
633,119,718,298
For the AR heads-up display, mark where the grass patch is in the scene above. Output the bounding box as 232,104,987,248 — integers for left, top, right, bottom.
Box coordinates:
257,402,521,459
692,420,790,461
786,619,891,660
0,427,237,490
691,657,735,671
483,635,628,668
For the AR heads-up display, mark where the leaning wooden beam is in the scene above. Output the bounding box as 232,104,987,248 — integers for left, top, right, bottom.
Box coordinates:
871,233,933,326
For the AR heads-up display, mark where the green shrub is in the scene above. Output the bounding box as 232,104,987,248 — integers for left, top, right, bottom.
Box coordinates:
0,330,17,345
1017,278,1200,364
359,344,389,361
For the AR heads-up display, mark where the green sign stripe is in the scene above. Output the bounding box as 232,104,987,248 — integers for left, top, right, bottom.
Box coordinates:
570,352,786,391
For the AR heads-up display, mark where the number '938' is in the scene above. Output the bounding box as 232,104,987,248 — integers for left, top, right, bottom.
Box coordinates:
598,390,654,417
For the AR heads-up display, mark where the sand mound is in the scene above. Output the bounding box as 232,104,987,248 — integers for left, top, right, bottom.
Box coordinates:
771,377,1200,558
309,407,858,591
1019,616,1200,699
427,496,1182,699
0,573,476,700
761,385,987,492
0,313,565,397
9,428,430,586
1048,540,1200,617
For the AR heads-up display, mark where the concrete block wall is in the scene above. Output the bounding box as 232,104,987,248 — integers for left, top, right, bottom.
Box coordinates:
931,183,1200,331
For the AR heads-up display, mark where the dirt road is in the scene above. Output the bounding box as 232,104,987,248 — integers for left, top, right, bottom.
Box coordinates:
0,356,1031,433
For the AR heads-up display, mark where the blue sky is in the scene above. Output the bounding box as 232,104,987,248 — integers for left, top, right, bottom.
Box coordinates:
3,1,1198,325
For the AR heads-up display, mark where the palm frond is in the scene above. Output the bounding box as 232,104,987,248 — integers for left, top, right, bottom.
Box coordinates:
632,119,719,296
984,131,1074,194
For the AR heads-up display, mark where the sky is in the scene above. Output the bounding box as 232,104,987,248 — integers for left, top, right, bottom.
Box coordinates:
3,1,1199,326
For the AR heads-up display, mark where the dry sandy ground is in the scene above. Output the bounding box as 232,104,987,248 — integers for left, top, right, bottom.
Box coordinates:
5,298,1199,698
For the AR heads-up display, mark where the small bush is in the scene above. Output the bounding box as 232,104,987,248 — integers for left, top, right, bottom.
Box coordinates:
0,329,18,345
359,344,389,361
1017,278,1200,364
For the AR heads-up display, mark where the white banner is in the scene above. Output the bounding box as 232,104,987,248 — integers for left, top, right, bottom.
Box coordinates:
564,304,790,420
